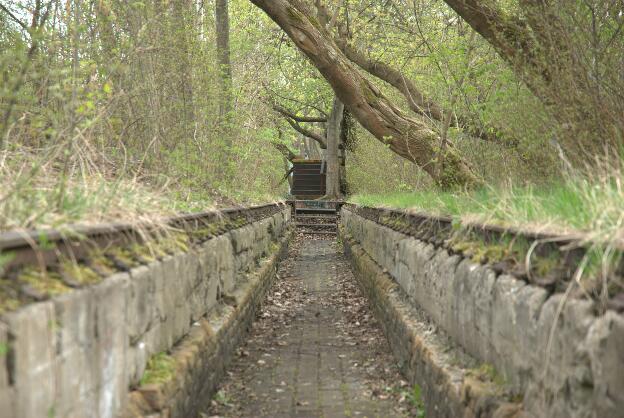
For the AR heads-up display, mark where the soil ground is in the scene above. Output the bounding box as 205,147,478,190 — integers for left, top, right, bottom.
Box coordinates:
203,234,422,418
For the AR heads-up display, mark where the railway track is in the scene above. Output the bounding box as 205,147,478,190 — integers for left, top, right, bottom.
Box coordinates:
0,203,286,272
0,203,287,312
344,204,624,310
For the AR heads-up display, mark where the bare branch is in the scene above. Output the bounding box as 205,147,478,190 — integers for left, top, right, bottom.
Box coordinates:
284,117,327,149
272,142,298,161
273,104,327,123
316,0,517,148
0,3,28,31
262,82,329,116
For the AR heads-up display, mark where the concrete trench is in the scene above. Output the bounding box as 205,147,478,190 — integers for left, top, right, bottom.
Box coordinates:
2,203,623,418
204,234,413,418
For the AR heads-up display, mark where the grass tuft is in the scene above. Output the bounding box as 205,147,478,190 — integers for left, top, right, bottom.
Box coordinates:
140,352,176,386
351,172,624,244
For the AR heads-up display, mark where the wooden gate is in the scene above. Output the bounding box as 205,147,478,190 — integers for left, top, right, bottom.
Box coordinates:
290,159,325,199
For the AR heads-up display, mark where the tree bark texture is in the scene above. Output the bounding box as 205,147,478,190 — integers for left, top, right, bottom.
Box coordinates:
337,40,514,147
249,0,478,188
216,0,233,118
172,0,196,136
324,96,343,199
441,0,621,156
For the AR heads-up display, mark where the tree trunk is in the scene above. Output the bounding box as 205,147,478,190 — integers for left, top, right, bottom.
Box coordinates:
173,0,196,125
324,96,343,200
339,108,350,196
441,0,555,98
249,0,479,189
215,0,233,119
336,40,513,147
441,0,621,158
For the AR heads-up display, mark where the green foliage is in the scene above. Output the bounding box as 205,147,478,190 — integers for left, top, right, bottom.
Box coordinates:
351,175,624,238
140,352,175,386
0,252,15,271
408,384,426,417
471,363,506,388
0,0,621,232
18,267,69,298
37,232,56,251
213,389,233,407
0,0,290,231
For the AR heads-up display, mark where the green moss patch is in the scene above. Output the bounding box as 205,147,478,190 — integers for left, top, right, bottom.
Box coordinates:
19,267,70,298
60,258,101,285
140,352,176,386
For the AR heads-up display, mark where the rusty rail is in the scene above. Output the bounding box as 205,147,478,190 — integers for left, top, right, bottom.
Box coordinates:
342,204,624,310
0,202,287,274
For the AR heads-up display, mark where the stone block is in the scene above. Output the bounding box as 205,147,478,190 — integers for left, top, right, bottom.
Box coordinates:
229,225,254,255
527,295,595,417
586,311,624,417
170,252,194,343
195,242,219,316
491,274,527,382
424,249,459,327
3,301,57,418
267,214,278,239
213,235,235,292
158,256,178,350
251,218,271,260
127,265,157,345
450,259,476,354
91,273,129,418
127,340,149,388
508,284,548,391
53,288,97,417
0,321,15,418
283,208,292,223
470,267,497,364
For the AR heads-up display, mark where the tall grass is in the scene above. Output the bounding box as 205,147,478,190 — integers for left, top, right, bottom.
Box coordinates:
0,147,168,231
0,141,282,232
352,157,624,245
353,158,624,309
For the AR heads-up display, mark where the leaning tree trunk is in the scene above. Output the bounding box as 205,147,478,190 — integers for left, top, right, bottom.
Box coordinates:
441,0,621,158
249,0,478,189
324,96,343,200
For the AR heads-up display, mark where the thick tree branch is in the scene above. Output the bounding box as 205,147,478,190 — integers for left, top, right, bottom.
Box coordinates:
439,0,622,158
250,0,479,188
273,103,327,123
441,0,550,95
315,2,515,148
284,117,327,149
272,142,298,161
339,42,518,145
0,3,28,32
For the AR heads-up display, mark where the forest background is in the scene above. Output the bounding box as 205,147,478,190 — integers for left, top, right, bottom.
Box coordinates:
0,0,623,241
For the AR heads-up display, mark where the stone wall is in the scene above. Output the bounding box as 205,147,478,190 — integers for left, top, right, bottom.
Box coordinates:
341,207,624,418
0,207,292,418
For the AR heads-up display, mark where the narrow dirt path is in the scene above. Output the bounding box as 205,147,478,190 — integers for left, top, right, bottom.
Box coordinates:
203,235,420,418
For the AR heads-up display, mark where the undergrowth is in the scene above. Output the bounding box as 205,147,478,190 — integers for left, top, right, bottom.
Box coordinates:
0,147,279,232
352,159,624,307
351,167,624,245
140,352,175,386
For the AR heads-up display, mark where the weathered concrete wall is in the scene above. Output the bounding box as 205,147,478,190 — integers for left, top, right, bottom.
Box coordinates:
341,207,624,418
0,208,292,418
124,222,293,418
